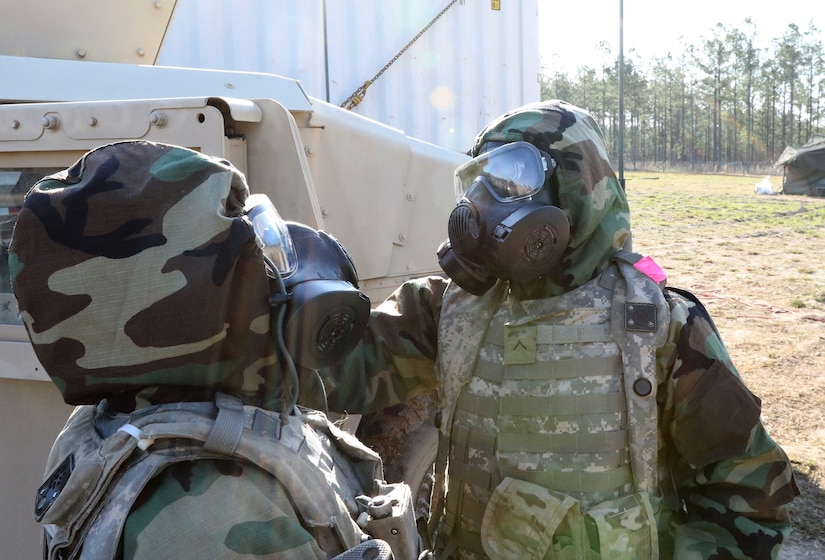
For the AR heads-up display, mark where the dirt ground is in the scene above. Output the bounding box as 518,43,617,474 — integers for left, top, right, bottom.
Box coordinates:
627,172,825,558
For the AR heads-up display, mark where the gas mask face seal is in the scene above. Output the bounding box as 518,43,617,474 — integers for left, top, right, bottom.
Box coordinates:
438,141,571,295
245,194,370,371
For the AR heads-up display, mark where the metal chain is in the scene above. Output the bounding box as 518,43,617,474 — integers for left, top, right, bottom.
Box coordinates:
340,0,461,110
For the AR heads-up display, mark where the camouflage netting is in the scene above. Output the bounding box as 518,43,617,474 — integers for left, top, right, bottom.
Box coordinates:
9,141,280,411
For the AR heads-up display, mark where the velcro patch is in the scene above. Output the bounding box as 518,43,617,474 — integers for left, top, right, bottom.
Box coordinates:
625,303,657,332
504,325,536,365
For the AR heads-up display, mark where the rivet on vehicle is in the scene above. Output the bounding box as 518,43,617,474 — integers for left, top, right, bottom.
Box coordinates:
75,49,86,59
10,120,20,129
41,115,60,130
149,112,167,127
136,48,146,57
88,117,98,127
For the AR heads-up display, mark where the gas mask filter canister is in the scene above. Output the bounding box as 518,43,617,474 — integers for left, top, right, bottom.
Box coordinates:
245,194,370,369
438,141,570,295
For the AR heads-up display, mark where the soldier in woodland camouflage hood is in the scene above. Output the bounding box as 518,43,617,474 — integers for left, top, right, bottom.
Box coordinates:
10,141,389,560
10,140,369,413
10,141,279,411
445,97,633,299
322,100,799,559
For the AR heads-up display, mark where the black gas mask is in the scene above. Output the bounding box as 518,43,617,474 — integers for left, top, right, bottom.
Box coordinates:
438,141,571,295
245,194,370,371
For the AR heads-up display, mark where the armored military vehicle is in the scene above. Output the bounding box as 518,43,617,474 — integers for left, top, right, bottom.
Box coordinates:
0,0,519,555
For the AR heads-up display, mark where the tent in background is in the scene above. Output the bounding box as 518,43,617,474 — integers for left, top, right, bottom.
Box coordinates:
774,134,825,196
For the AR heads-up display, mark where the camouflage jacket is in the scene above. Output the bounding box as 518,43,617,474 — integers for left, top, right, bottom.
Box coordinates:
322,273,799,559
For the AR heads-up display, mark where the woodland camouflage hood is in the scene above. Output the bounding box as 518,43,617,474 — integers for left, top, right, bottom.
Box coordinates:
471,99,631,298
9,141,280,411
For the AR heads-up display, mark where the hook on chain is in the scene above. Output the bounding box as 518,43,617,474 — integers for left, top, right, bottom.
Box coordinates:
341,81,372,111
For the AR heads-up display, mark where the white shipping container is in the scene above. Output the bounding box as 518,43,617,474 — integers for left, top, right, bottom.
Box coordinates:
159,0,541,152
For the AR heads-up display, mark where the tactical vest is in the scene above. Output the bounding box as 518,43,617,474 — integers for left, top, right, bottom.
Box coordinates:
36,393,382,560
433,252,670,560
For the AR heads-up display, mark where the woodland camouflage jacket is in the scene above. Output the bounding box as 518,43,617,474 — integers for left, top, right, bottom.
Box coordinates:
324,275,799,559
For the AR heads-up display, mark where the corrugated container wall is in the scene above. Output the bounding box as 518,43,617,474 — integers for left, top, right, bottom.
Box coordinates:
159,0,541,153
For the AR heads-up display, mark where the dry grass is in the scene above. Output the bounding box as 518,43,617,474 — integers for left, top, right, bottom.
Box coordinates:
626,171,825,556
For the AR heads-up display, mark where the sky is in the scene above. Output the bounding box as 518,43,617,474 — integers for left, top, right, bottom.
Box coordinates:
537,0,824,76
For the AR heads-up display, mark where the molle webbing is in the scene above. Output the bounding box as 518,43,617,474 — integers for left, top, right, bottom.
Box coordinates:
434,254,670,557
499,392,626,417
485,322,612,344
473,352,623,383
499,465,633,495
445,350,631,554
429,280,508,544
498,426,628,453
449,424,496,489
38,397,377,560
442,422,495,554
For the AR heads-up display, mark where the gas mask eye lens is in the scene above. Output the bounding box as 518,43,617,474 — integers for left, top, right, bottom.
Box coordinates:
454,141,553,202
245,193,298,277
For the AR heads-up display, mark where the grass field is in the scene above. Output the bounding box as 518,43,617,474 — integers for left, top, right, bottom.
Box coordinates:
625,171,825,558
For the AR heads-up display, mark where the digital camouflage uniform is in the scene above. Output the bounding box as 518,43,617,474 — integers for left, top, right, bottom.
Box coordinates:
322,100,799,559
10,141,381,560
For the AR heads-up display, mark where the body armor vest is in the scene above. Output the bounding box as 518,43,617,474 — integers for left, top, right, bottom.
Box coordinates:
433,252,670,559
36,394,381,560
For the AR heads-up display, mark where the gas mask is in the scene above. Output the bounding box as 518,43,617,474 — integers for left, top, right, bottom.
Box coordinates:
437,141,570,295
245,194,370,370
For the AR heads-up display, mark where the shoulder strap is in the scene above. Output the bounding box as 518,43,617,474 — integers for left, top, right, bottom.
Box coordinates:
609,254,671,494
435,281,508,436
429,281,507,538
38,405,140,560
40,396,377,560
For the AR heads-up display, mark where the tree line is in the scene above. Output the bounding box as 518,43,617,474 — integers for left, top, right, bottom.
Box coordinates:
540,18,824,174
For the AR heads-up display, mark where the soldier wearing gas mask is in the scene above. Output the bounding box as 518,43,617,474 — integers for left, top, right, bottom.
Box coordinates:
322,100,798,559
10,141,414,560
437,139,570,295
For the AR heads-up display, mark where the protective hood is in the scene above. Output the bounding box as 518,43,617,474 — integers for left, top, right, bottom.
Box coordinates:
470,99,631,298
9,141,279,410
